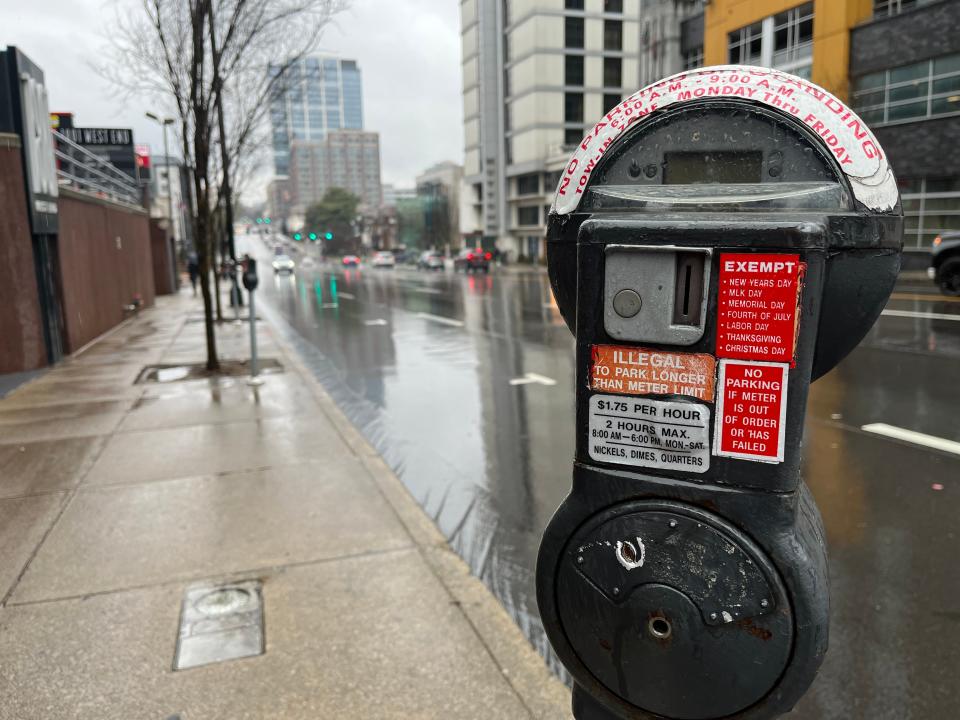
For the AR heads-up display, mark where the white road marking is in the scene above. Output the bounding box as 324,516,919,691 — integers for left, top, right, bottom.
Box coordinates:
509,373,557,387
413,287,443,295
364,319,388,326
881,309,960,322
319,303,338,309
337,292,355,299
861,423,960,456
417,312,464,327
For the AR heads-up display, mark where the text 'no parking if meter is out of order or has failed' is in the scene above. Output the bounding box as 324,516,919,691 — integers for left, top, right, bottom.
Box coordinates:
536,65,902,720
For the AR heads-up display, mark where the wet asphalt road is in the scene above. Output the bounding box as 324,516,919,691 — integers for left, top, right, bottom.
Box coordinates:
242,235,959,719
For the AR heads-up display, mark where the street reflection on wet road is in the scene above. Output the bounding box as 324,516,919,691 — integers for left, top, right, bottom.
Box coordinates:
248,238,958,716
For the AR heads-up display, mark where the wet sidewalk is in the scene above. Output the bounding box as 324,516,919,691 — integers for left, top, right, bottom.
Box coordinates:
0,289,569,719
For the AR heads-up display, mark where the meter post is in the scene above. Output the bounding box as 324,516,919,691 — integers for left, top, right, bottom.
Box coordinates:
241,254,262,385
537,65,902,720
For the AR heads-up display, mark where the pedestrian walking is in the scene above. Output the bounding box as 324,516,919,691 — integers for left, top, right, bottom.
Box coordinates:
187,252,199,296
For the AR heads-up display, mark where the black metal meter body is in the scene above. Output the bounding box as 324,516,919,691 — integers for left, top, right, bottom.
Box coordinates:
241,256,259,292
537,66,902,720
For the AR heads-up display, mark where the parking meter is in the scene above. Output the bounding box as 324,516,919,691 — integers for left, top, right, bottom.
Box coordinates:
241,256,258,292
537,66,902,720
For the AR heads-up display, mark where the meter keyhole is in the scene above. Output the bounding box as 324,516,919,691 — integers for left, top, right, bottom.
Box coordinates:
648,616,672,640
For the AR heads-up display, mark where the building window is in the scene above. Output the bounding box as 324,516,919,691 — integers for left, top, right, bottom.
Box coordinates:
518,206,539,226
565,54,585,86
683,47,704,70
565,17,585,48
603,57,622,87
851,53,960,126
604,93,621,112
604,20,623,51
517,173,539,196
565,0,584,8
564,127,583,147
728,3,813,78
604,0,623,12
873,0,936,17
565,92,584,123
899,177,960,248
772,2,813,75
728,21,763,65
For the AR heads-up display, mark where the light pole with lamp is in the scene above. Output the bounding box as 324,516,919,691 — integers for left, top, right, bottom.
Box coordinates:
145,112,178,289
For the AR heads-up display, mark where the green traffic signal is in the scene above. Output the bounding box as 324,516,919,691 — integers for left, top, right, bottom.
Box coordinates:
293,232,302,241
324,232,333,241
308,232,317,241
256,217,263,224
264,217,271,224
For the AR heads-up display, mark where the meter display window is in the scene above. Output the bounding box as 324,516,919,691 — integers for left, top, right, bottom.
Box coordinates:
663,150,763,185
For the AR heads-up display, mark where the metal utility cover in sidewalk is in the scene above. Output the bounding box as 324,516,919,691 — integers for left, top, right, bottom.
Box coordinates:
174,580,264,670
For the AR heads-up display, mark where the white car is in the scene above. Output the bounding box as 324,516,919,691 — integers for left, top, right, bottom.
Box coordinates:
272,255,295,273
372,251,396,268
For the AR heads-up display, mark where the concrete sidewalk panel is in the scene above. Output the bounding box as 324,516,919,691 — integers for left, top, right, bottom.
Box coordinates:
0,436,105,498
118,374,320,432
0,551,534,720
0,401,128,443
0,493,65,600
11,460,412,603
84,414,345,487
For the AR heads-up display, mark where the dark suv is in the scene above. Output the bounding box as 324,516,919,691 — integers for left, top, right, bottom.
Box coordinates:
453,247,492,273
930,233,960,296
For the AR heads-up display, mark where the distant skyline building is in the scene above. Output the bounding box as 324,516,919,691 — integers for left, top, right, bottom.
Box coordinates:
288,130,382,215
269,55,364,176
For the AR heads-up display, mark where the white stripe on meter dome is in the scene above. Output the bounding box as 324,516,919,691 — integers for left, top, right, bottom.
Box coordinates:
552,65,898,215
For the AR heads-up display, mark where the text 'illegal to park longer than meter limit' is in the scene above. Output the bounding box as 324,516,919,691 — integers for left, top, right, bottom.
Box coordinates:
588,394,710,473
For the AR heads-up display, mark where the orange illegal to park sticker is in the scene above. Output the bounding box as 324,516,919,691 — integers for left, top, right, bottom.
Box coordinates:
591,345,716,401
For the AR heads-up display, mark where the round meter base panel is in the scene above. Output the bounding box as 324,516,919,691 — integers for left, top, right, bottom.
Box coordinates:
556,501,793,720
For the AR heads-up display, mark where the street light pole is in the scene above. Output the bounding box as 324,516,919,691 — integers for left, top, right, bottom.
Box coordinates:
147,111,178,286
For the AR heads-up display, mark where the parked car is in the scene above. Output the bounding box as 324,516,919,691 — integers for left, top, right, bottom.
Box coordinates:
342,255,361,267
930,233,960,296
371,251,396,268
454,247,492,273
272,255,295,274
418,251,445,271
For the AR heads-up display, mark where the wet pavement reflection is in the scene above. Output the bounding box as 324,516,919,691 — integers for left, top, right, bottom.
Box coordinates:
245,237,959,715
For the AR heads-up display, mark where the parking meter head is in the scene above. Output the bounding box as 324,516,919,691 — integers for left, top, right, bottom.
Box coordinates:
242,256,259,291
547,66,902,380
537,66,902,720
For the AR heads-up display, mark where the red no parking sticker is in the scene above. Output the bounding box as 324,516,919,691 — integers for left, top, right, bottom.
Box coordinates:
715,360,788,463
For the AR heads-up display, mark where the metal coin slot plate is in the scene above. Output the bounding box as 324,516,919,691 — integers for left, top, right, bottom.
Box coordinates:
557,502,792,719
174,580,264,670
604,245,712,345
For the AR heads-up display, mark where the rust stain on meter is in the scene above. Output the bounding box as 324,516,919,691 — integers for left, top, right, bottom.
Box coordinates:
717,253,804,363
591,345,716,401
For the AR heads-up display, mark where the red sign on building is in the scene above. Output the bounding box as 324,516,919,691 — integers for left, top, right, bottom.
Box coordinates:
715,360,788,463
716,253,803,363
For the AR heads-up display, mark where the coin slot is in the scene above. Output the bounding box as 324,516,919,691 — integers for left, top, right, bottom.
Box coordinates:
673,252,704,326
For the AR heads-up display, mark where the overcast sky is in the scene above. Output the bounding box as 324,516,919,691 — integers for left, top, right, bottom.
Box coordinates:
0,0,464,201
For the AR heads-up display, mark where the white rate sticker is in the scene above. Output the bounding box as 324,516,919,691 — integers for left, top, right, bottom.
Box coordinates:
588,394,710,473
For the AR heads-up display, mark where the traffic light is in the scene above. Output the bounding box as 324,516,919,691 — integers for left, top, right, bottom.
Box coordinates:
256,217,263,224
293,232,302,241
324,232,333,241
264,217,271,225
308,232,317,241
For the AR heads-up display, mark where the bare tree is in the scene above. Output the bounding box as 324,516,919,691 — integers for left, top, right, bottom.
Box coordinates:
100,0,346,370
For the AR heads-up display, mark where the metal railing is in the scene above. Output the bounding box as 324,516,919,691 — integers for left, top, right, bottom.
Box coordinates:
52,129,141,206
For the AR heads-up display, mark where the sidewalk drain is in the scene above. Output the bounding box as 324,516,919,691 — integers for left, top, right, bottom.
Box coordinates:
174,580,264,670
136,360,283,384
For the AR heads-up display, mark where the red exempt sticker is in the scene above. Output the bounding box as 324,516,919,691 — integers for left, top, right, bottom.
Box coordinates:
715,360,788,463
717,253,804,363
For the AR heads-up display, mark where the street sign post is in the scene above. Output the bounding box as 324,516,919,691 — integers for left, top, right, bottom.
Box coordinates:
537,66,903,720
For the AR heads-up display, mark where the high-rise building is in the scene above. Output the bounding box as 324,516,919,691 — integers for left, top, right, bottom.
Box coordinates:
459,0,704,262
416,161,464,251
288,130,382,214
704,0,959,266
269,56,364,176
